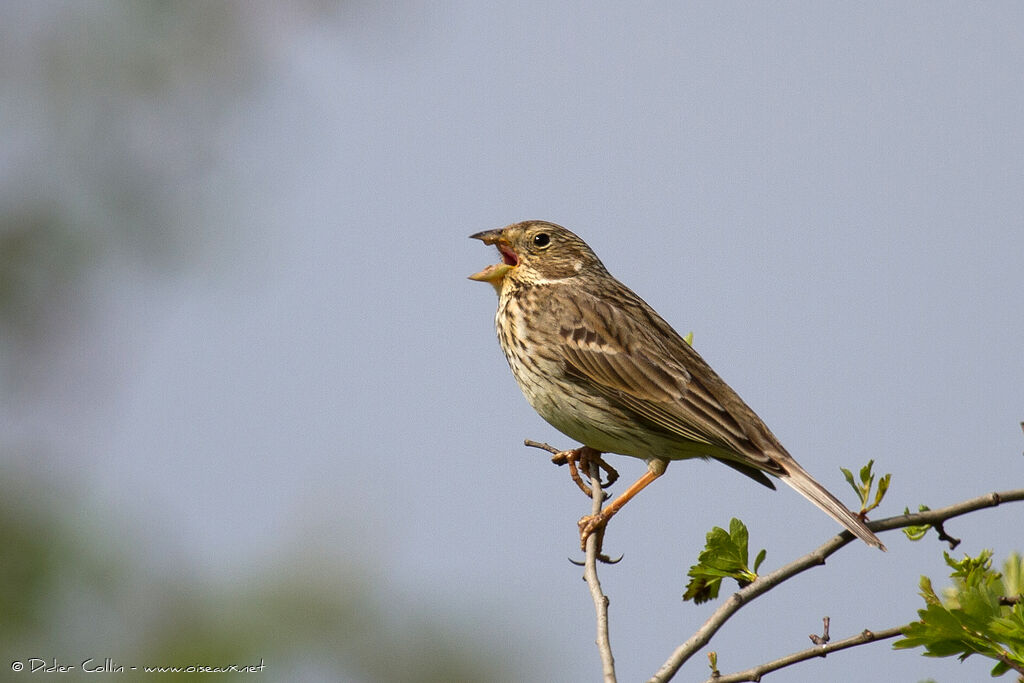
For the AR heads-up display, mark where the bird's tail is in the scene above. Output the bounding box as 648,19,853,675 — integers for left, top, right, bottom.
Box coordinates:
778,460,886,551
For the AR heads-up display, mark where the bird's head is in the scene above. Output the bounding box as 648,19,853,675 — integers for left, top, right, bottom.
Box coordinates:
468,220,606,292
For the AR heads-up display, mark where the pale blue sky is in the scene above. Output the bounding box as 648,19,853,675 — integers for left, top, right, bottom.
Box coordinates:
4,3,1023,681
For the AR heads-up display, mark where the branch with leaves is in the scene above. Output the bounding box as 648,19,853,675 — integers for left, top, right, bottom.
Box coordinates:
696,550,1024,683
650,486,1024,682
530,432,1024,682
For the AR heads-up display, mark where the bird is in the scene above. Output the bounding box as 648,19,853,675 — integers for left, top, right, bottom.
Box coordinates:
468,220,885,553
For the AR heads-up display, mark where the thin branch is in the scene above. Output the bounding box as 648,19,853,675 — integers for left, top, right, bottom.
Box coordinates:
649,488,1024,683
583,458,616,682
703,625,907,683
868,489,1024,535
996,651,1024,676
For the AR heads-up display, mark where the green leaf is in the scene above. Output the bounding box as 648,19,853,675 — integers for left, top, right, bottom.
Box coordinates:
858,460,874,486
902,505,932,541
840,460,891,515
683,518,767,604
840,466,856,492
753,548,767,574
918,575,940,605
868,473,891,513
729,518,749,559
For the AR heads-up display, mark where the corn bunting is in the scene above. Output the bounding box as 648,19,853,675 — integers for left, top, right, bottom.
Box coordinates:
469,220,885,552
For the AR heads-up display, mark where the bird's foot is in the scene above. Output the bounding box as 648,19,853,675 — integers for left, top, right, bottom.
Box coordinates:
578,511,607,547
577,512,622,564
550,446,618,499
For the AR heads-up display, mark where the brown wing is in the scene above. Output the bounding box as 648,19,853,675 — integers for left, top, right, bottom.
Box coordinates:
541,282,784,478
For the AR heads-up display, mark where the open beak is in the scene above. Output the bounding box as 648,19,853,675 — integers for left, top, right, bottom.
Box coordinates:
468,229,518,288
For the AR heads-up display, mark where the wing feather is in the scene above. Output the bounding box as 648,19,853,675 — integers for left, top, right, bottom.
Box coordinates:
546,285,782,474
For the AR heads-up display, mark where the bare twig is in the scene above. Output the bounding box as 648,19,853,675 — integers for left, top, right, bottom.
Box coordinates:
583,458,616,682
649,488,1024,683
703,626,907,683
524,439,560,454
808,616,830,646
932,520,961,549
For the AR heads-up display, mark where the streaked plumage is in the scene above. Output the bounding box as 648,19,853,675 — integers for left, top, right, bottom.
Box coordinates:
469,220,884,550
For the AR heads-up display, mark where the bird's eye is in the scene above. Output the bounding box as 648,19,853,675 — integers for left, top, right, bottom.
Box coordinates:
532,232,551,249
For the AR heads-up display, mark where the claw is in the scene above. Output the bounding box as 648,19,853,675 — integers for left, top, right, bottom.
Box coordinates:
593,454,620,488
569,552,623,566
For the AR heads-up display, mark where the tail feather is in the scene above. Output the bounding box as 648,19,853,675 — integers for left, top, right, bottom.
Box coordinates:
778,461,886,551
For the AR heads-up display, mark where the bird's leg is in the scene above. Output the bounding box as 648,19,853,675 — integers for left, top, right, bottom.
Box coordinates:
549,446,618,498
578,458,668,550
526,441,624,563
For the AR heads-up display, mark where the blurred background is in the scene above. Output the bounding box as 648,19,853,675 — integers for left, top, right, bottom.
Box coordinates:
2,2,1022,681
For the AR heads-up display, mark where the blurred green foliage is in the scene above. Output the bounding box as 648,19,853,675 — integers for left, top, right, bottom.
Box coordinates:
0,4,525,681
0,467,509,681
895,551,1024,678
